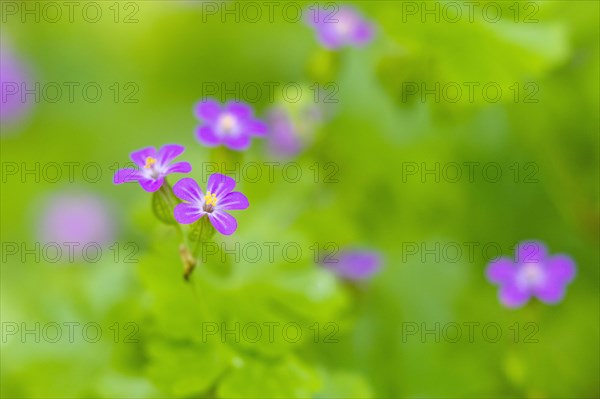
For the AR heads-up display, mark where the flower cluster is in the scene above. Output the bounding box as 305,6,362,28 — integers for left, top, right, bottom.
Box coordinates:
114,145,249,237
111,5,578,311
112,98,268,279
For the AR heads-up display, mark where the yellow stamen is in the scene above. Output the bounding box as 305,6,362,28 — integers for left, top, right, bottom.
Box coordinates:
204,191,218,206
144,157,157,169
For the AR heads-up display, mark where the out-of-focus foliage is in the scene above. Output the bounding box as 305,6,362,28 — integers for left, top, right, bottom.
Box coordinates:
1,1,598,398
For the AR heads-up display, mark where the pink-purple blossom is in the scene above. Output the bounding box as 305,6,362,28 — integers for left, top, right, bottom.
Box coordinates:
486,241,576,308
322,249,382,281
1,40,33,131
305,6,374,49
37,192,115,255
172,174,249,235
113,144,192,193
194,99,267,151
266,103,326,158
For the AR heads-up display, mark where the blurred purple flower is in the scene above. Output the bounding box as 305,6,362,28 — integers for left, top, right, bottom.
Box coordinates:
173,174,249,235
322,249,382,281
38,193,115,252
194,99,267,151
486,241,576,308
266,102,326,158
113,144,192,192
1,40,33,130
305,5,374,49
267,106,303,157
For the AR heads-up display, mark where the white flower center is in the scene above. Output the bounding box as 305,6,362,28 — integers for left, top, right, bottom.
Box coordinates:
217,113,239,137
335,19,352,36
516,262,546,290
333,11,355,38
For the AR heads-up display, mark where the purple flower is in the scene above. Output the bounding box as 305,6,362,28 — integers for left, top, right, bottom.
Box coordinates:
322,249,382,281
266,103,326,158
37,192,115,257
305,6,374,49
194,99,267,151
113,144,192,193
172,174,249,235
267,107,302,157
1,40,33,131
486,241,576,308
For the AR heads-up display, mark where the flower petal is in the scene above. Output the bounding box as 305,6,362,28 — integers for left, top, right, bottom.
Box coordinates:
498,282,531,308
157,144,185,165
351,19,374,45
324,250,382,280
546,254,576,283
516,240,547,264
226,101,253,120
218,191,249,211
196,125,221,147
317,29,345,49
533,255,576,304
223,134,251,151
316,17,348,49
173,177,203,203
486,257,516,284
534,283,567,304
194,99,222,122
130,147,157,168
246,119,268,136
207,173,236,198
174,203,204,224
139,177,164,193
208,210,238,235
166,161,192,175
113,168,142,184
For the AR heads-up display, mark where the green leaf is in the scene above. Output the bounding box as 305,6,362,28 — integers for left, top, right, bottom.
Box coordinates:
315,370,374,399
217,354,320,398
146,338,235,397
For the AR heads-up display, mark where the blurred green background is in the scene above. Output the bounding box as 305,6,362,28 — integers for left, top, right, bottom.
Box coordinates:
1,1,598,398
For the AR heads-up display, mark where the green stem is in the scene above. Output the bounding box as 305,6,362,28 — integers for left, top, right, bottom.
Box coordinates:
192,224,206,259
182,237,204,282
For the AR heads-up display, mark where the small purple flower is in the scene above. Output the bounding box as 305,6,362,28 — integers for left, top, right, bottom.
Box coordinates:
486,241,576,308
194,99,267,151
113,144,192,193
1,40,33,131
37,192,115,257
172,174,249,236
267,106,302,157
322,249,382,281
305,6,374,49
267,103,326,158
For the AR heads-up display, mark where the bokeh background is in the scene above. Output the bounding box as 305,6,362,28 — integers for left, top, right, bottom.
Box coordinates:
1,1,599,398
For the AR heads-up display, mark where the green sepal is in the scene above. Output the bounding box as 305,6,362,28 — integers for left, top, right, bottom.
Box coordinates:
188,215,216,244
152,183,179,225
